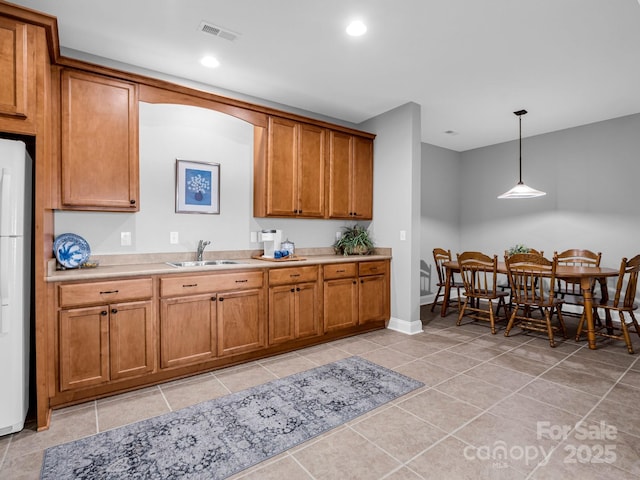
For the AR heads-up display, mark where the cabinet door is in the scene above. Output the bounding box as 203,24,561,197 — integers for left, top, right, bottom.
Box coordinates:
217,288,266,356
269,284,295,345
297,123,325,217
359,274,388,324
266,116,297,216
59,306,109,391
109,300,155,380
295,281,321,339
61,69,139,211
0,18,27,118
351,136,373,219
327,130,352,218
160,294,216,369
323,277,358,332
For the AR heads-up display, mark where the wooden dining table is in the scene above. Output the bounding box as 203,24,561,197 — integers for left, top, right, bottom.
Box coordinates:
441,260,619,350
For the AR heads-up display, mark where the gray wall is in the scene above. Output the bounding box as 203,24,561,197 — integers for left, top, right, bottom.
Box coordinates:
420,112,640,305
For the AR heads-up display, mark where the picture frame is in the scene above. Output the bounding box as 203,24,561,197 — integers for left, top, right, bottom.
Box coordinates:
175,159,220,214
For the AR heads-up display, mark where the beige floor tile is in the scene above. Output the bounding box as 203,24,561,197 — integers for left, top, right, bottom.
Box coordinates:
5,406,97,458
0,450,44,480
587,399,640,438
423,350,483,373
363,329,409,347
215,363,278,392
489,352,558,376
518,378,601,417
465,362,536,391
297,344,351,365
557,355,631,382
233,455,313,479
619,369,640,389
392,358,459,387
360,347,415,370
454,413,558,474
333,337,382,355
412,332,466,350
351,406,446,462
489,394,582,435
398,389,483,432
601,382,640,409
568,348,638,369
382,466,424,479
408,436,527,480
435,374,513,410
96,388,170,431
260,353,318,378
447,342,506,361
507,343,573,366
540,364,616,397
293,428,401,479
387,338,434,359
160,374,230,410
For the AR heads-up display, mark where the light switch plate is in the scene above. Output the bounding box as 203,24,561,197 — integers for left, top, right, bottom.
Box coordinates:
400,230,406,241
170,232,179,244
250,231,257,243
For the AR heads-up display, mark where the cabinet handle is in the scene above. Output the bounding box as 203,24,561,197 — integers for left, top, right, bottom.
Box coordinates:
100,290,119,294
130,199,136,205
290,288,295,293
235,279,248,283
360,280,364,284
352,280,357,284
211,296,217,301
370,267,378,271
101,310,108,316
111,308,118,314
289,274,300,278
336,269,346,273
219,297,224,302
183,284,198,288
296,287,300,292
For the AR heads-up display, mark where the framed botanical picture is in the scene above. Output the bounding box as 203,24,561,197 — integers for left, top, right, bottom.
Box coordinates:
175,159,220,214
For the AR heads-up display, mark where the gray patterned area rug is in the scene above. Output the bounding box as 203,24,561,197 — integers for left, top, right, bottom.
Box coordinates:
40,356,423,480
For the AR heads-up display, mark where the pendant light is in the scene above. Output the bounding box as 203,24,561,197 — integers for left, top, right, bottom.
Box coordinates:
498,109,546,199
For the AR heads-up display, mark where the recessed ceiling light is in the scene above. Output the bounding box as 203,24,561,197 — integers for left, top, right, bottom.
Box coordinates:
444,130,459,136
200,56,220,68
346,20,367,37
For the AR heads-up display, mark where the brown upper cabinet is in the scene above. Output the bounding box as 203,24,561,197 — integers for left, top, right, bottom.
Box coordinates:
0,18,45,134
327,131,373,220
255,116,325,218
60,69,139,211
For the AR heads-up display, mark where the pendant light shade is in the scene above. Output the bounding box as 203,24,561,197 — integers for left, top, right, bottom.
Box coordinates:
498,110,546,199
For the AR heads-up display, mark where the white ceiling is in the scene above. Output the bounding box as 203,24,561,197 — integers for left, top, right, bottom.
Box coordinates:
11,0,640,151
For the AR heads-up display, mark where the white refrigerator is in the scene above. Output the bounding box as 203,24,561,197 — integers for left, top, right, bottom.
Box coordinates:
0,138,32,436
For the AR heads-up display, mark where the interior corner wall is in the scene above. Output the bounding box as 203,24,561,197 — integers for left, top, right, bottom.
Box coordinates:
420,143,461,305
360,102,422,331
458,113,640,269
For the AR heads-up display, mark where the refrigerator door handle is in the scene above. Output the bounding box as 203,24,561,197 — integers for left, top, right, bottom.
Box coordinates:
0,238,9,334
0,168,11,235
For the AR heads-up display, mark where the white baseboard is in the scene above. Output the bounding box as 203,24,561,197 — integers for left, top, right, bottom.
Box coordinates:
386,316,423,335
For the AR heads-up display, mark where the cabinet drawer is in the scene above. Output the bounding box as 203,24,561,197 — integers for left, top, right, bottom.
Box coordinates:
59,278,153,308
160,271,264,297
269,265,318,286
323,263,357,280
359,261,388,277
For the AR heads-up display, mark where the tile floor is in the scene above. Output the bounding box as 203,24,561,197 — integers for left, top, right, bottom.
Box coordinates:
1,307,640,479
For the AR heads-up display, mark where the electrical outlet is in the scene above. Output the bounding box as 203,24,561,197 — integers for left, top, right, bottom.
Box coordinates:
335,231,342,241
400,230,406,241
121,231,132,246
170,232,179,244
250,231,257,243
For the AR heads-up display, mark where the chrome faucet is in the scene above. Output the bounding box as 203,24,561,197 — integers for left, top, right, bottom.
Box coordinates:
196,240,211,261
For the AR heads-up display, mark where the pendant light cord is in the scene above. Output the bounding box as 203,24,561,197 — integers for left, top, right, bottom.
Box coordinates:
518,114,523,184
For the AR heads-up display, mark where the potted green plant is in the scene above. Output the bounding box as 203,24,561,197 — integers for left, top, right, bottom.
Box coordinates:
507,244,531,256
333,225,375,256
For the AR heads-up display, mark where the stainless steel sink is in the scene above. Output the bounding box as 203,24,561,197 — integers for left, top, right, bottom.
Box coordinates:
166,260,244,267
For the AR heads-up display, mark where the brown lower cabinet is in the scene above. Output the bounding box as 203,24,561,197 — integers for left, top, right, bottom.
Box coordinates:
51,260,388,415
57,279,155,391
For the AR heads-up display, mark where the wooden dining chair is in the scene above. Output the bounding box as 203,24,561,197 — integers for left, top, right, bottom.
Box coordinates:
576,255,640,354
501,248,544,305
554,249,602,318
504,252,567,347
430,248,463,314
456,251,509,334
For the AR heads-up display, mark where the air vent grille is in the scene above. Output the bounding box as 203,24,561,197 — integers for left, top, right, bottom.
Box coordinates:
199,21,239,41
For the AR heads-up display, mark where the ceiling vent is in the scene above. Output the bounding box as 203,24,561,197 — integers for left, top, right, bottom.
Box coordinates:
198,21,239,41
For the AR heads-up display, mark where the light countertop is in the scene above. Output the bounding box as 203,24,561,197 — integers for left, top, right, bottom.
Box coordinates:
47,248,392,282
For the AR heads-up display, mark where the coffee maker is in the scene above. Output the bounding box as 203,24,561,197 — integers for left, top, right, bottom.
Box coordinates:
258,229,282,258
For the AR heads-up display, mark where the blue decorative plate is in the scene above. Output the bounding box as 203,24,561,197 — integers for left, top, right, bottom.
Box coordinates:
54,233,91,268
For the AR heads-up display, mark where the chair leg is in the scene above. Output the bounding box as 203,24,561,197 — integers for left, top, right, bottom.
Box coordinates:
504,307,518,337
488,299,496,334
575,310,587,341
430,286,443,312
544,309,556,348
556,308,567,339
457,298,468,326
619,312,635,354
